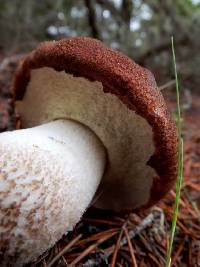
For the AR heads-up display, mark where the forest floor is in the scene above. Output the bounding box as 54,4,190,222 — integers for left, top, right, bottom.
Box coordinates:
0,55,200,267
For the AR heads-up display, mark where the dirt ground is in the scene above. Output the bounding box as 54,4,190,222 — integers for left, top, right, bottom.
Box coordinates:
0,55,199,266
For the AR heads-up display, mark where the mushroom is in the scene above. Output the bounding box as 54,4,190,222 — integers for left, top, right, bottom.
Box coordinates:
0,37,177,266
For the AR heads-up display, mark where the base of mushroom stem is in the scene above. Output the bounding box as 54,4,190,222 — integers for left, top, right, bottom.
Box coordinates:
0,119,106,267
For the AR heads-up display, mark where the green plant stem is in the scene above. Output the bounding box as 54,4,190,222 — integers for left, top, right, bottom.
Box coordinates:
165,37,184,267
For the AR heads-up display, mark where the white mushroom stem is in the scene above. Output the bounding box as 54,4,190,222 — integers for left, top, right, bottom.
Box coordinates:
0,119,106,267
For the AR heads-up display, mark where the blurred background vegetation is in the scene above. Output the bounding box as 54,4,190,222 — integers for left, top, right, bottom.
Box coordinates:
0,0,199,92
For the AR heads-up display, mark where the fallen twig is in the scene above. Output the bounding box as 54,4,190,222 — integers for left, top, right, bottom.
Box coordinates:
48,234,82,267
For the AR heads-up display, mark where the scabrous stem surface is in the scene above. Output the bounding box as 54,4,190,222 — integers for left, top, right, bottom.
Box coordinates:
0,119,106,267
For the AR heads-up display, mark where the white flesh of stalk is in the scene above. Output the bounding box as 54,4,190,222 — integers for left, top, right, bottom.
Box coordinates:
0,119,106,267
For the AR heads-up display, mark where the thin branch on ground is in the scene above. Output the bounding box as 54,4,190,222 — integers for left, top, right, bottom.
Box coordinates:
48,234,82,267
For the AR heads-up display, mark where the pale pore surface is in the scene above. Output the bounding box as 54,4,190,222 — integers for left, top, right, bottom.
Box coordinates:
17,67,156,211
0,120,105,266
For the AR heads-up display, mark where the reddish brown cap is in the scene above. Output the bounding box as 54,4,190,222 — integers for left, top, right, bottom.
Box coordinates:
13,37,178,212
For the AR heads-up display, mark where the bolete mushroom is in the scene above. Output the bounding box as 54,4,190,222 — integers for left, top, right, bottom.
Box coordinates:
0,37,177,266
